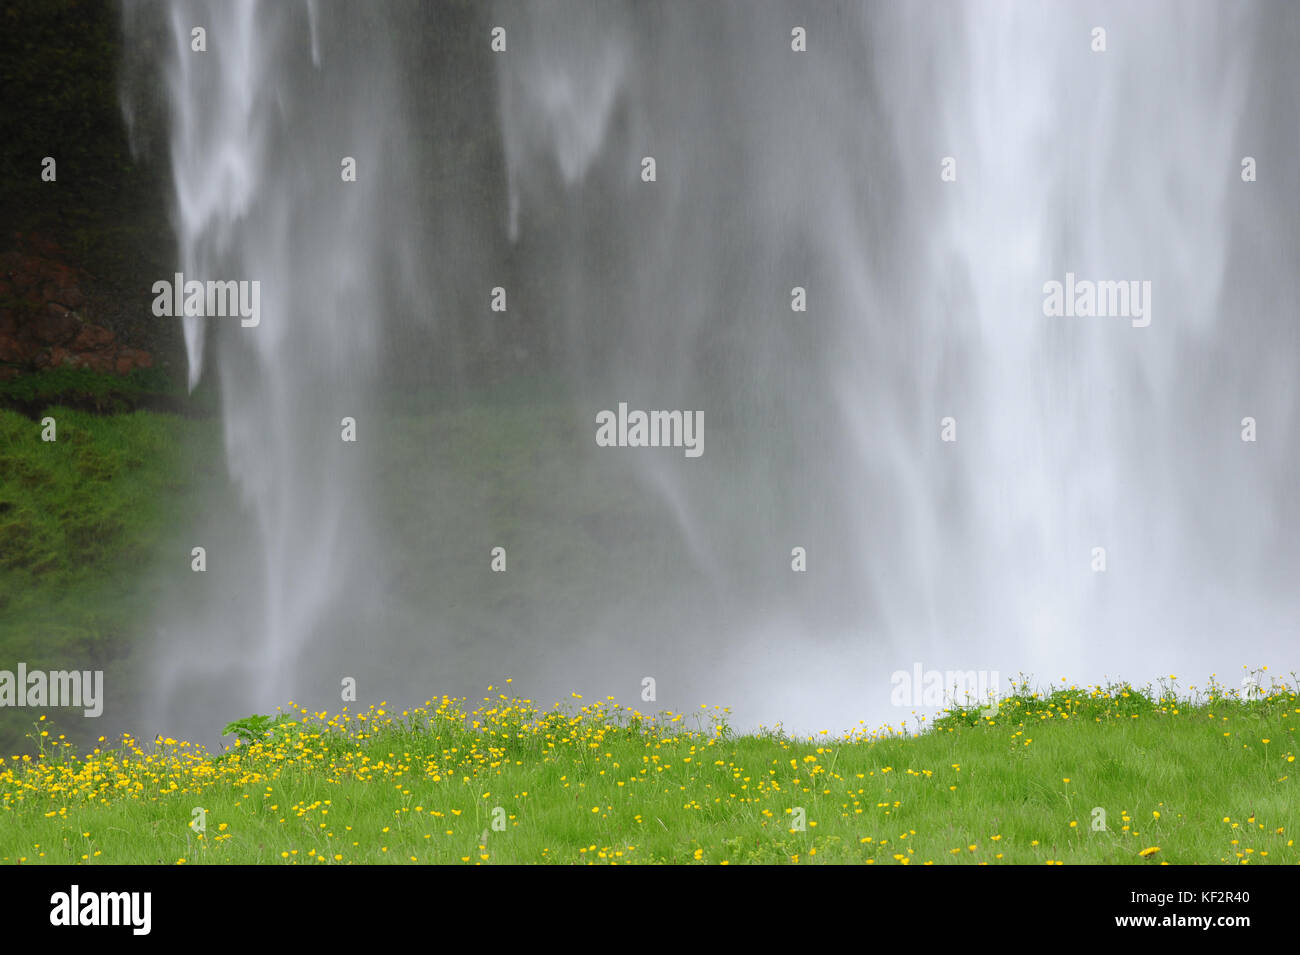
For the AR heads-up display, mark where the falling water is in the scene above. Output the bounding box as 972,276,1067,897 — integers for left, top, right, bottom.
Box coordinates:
123,0,428,731
122,1,1299,740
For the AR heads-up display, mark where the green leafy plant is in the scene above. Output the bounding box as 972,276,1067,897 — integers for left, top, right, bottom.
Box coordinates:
221,713,297,748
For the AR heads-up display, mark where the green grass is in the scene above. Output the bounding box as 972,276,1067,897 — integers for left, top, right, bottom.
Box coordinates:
0,366,217,416
1,677,1295,864
2,372,1294,864
0,401,223,751
0,366,168,405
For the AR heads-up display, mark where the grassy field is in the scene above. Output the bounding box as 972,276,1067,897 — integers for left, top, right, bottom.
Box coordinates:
2,370,1296,865
1,677,1295,865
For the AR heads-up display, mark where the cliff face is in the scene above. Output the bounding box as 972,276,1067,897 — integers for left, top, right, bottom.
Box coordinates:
1,0,181,384
0,233,154,379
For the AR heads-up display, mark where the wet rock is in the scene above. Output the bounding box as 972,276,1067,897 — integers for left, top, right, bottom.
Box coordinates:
0,234,153,380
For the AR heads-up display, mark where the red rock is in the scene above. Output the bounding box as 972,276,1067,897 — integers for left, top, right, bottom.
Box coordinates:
0,322,40,362
42,280,86,310
71,323,114,351
31,304,81,345
118,348,154,370
0,336,27,363
27,234,62,258
0,235,149,380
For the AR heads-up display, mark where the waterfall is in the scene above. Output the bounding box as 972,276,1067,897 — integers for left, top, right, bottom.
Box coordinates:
123,0,423,730
123,0,1297,738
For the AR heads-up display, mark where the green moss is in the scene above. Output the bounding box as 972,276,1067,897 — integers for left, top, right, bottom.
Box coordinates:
0,366,170,403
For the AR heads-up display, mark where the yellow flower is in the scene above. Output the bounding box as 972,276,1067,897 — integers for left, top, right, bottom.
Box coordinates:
1139,846,1160,858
